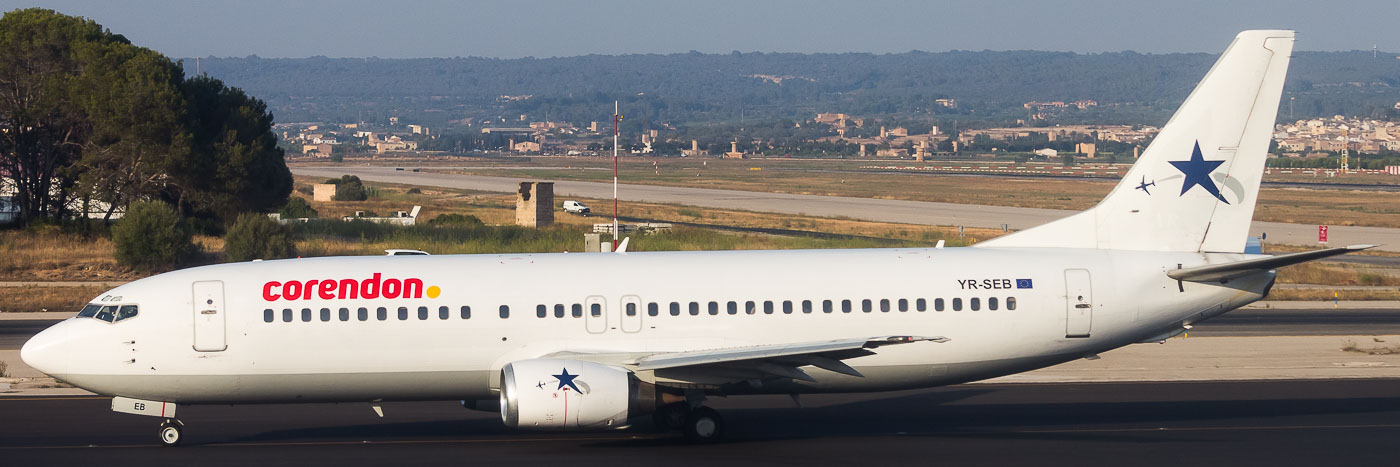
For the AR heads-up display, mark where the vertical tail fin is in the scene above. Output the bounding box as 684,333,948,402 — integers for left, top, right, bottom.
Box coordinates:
979,30,1294,253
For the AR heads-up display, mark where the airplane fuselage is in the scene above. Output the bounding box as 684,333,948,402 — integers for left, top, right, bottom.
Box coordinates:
24,247,1272,405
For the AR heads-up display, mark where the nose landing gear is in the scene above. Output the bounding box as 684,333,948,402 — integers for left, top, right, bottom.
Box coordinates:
158,419,184,447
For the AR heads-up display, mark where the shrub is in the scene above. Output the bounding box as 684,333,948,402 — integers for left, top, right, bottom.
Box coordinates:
329,175,367,201
278,197,318,219
406,188,422,194
428,213,484,227
224,213,297,262
112,201,194,271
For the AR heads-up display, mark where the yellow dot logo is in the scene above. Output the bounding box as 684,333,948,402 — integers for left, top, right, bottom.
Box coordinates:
426,286,441,299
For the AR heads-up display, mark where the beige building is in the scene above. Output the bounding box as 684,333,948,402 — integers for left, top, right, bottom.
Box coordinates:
515,182,554,228
312,184,337,201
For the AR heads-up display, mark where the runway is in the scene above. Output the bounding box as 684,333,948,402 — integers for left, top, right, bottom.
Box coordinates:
289,167,1400,252
7,307,1395,350
2,379,1397,466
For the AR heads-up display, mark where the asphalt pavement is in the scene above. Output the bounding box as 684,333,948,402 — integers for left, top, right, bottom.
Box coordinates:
2,379,1397,466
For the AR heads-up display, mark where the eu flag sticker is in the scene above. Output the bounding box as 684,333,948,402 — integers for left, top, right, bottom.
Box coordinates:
1015,279,1033,289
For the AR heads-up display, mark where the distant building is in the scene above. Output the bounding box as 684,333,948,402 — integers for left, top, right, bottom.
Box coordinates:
312,184,337,201
681,140,708,157
722,141,746,159
1076,142,1097,158
408,124,429,135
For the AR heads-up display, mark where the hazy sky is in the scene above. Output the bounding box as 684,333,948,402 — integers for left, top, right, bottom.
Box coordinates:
4,0,1398,58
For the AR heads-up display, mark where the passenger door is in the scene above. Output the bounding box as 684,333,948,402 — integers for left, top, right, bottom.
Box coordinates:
1064,269,1093,338
192,281,227,351
585,295,607,334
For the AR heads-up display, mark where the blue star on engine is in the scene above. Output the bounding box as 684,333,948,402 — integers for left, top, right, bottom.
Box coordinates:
554,368,581,392
1168,141,1229,204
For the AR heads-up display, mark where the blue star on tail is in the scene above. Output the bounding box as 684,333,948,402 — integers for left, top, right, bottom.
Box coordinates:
554,368,581,392
1168,141,1229,204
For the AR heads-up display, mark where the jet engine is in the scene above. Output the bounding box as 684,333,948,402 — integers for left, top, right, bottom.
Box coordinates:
499,358,665,430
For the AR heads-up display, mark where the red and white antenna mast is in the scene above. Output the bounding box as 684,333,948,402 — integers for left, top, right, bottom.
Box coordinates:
612,101,621,250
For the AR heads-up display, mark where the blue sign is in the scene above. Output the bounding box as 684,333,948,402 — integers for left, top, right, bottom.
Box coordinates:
1016,279,1033,289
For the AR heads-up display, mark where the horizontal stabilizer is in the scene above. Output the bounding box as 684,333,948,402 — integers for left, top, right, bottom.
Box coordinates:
1167,245,1377,282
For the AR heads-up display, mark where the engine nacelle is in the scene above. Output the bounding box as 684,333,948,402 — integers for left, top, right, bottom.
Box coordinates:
500,358,659,430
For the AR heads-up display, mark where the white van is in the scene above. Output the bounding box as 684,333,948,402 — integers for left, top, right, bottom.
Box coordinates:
562,200,590,214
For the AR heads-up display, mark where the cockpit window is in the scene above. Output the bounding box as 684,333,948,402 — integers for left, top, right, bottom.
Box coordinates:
77,304,101,318
117,305,138,321
77,304,138,323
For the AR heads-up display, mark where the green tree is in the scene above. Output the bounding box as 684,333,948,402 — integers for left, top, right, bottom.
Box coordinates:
224,213,297,262
278,197,317,218
170,75,292,221
112,200,193,271
330,175,367,201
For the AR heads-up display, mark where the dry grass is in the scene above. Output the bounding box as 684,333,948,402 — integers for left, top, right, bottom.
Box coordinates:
0,227,137,281
1275,262,1400,286
0,285,108,313
1267,288,1400,301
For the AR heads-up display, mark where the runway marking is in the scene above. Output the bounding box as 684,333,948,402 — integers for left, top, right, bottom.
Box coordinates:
4,424,1400,450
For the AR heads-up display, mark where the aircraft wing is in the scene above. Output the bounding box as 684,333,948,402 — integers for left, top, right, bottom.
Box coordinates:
1168,244,1376,282
546,335,947,383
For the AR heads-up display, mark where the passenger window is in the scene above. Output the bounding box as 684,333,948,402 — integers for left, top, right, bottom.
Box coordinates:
821,300,832,313
690,302,700,316
952,298,963,311
670,302,681,316
916,298,927,312
935,298,945,312
783,301,793,314
460,306,472,319
647,302,659,317
339,307,350,321
397,307,408,320
439,306,450,320
590,303,601,317
880,299,891,312
1007,297,1017,311
283,308,293,322
555,304,566,318
377,307,387,320
358,307,369,321
418,306,429,320
745,301,756,315
302,308,312,322
626,302,637,317
989,297,999,311
264,309,274,323
115,305,138,321
320,308,331,322
970,298,981,311
862,299,872,313
500,305,511,319
572,304,583,318
898,299,908,312
708,302,719,315
763,301,774,314
727,301,738,315
803,300,815,314
841,300,852,313
537,304,548,318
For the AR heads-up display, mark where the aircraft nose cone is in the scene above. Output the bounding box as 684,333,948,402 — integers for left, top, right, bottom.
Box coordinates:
20,323,71,377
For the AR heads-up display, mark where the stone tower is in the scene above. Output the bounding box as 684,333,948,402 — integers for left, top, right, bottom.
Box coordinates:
515,181,554,227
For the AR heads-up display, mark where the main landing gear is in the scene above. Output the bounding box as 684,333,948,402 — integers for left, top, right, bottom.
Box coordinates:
158,418,184,447
653,401,725,443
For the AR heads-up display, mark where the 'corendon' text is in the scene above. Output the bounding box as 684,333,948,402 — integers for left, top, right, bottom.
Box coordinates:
263,273,425,301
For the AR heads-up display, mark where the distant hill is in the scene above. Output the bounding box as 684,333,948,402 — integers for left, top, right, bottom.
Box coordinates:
192,50,1400,130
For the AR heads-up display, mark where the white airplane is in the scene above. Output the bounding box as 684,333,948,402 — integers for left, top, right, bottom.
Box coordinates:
21,30,1365,446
